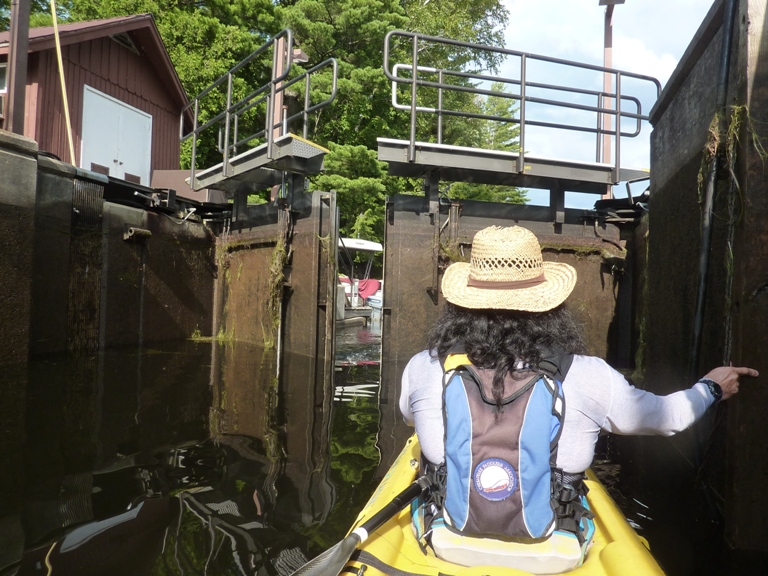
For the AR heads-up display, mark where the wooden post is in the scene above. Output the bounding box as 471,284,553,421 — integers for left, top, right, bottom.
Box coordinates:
5,0,31,134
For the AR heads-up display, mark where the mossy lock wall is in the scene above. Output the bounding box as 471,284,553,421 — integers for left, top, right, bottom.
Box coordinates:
647,0,768,554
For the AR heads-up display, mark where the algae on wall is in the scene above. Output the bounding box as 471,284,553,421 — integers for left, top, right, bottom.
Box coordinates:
212,229,290,349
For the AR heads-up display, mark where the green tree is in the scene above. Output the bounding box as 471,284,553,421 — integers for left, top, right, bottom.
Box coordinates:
314,143,388,240
0,0,71,30
483,81,521,150
279,0,412,239
403,0,507,46
280,0,516,241
279,0,409,150
22,0,517,241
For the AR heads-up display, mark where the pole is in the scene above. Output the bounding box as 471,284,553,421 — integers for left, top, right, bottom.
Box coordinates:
689,0,739,381
602,4,614,199
6,0,31,134
270,36,286,202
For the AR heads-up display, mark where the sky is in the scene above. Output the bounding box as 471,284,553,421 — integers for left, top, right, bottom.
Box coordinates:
497,0,716,206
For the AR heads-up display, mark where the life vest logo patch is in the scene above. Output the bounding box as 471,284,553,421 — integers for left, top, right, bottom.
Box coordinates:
473,458,517,501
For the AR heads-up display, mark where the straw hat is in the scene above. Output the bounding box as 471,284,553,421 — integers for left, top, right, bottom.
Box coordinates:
441,226,577,312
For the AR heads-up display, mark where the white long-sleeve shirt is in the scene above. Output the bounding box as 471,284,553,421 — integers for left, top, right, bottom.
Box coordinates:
399,350,715,473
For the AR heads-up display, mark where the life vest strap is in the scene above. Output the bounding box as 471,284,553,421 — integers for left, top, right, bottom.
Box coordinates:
551,469,594,545
443,353,470,371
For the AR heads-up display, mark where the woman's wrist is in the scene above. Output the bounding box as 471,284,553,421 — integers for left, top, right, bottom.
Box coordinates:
700,378,723,403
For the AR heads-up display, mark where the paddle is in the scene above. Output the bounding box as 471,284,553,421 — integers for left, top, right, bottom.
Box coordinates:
290,476,432,576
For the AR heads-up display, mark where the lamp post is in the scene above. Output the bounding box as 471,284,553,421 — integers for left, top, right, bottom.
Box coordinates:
599,0,624,199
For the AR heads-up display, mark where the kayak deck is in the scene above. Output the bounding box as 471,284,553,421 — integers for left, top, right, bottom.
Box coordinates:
342,436,665,576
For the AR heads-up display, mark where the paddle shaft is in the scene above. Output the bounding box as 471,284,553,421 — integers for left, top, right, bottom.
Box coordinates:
289,476,431,576
354,476,431,541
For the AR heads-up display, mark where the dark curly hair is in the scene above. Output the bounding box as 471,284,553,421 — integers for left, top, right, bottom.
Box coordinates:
428,302,585,407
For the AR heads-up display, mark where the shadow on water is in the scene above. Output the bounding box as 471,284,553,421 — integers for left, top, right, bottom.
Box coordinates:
593,430,768,576
0,333,382,576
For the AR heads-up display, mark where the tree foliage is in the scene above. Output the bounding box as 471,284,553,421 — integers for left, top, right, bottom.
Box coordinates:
278,1,414,239
5,0,519,242
279,0,518,240
314,143,388,241
280,0,408,151
403,0,508,73
0,0,70,31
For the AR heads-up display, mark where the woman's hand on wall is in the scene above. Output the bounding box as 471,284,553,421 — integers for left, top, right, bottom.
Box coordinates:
702,365,759,401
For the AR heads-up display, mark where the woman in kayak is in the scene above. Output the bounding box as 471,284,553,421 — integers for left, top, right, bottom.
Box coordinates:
399,225,757,571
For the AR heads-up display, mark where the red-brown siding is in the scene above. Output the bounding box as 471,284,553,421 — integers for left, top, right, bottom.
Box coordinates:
24,33,181,173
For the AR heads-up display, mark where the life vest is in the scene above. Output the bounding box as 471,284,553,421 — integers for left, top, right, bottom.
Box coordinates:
412,352,594,573
440,353,566,540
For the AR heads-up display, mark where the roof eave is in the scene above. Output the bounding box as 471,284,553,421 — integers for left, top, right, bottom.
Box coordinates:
0,14,189,114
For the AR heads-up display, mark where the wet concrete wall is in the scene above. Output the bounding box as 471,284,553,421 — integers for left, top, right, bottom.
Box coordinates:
0,131,37,366
648,0,768,554
646,0,728,392
2,115,341,565
0,120,336,423
28,155,216,356
379,195,630,471
725,0,768,553
0,131,37,569
213,193,337,525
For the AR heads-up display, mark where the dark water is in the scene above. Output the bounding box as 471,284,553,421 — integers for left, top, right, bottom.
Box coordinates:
4,325,765,576
0,328,383,576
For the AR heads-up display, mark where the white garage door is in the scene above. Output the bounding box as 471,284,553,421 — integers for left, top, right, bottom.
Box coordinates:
81,85,152,185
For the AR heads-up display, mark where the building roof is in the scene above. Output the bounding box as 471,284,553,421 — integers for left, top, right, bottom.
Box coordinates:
0,14,188,111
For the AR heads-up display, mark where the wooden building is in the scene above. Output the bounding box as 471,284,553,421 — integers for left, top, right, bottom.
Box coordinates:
0,14,188,186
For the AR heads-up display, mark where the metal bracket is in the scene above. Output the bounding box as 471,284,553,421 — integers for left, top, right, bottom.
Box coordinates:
424,171,442,305
550,181,565,231
424,171,440,216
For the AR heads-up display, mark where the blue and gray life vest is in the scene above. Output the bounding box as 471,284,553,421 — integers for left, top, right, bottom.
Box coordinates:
440,353,568,540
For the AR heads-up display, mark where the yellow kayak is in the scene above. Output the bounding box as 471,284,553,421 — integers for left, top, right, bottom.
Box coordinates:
341,435,665,576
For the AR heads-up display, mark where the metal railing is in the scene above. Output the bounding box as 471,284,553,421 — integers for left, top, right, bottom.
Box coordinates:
180,29,338,184
383,30,661,183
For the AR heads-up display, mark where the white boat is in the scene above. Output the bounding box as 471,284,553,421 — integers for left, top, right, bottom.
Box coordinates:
366,288,383,309
337,238,383,326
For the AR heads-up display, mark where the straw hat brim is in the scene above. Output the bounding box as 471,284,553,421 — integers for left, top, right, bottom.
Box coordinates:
441,260,577,312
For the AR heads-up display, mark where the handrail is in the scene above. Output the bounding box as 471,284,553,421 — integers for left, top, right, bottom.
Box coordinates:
391,64,646,136
228,58,338,152
383,30,661,182
180,29,338,186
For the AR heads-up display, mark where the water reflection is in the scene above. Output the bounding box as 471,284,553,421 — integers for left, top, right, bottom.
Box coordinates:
334,324,381,366
1,338,382,576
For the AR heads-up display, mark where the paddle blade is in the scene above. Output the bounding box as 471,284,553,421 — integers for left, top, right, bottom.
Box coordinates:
290,534,360,576
289,477,430,576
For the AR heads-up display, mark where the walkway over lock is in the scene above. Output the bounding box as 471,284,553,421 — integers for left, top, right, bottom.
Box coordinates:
181,29,337,199
380,30,660,210
378,138,647,195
